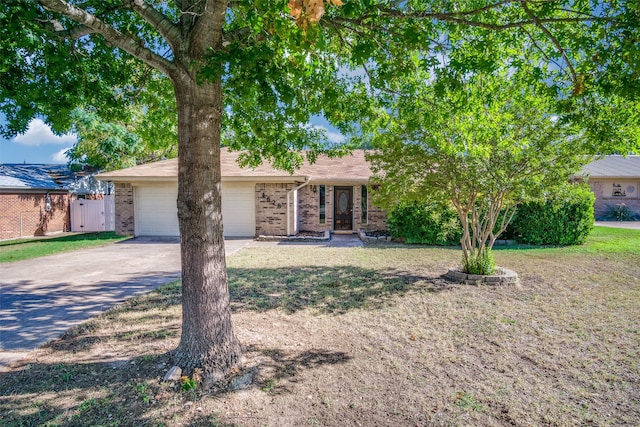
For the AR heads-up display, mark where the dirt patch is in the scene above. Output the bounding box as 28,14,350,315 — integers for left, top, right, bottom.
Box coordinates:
1,243,639,426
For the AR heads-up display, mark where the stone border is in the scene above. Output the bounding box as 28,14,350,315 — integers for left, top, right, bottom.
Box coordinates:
256,230,330,242
357,229,392,243
445,267,519,285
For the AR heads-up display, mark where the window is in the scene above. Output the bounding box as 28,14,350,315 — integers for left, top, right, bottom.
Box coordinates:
361,185,368,224
319,185,326,224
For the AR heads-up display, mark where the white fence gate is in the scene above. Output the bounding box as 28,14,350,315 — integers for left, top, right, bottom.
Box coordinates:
70,195,115,232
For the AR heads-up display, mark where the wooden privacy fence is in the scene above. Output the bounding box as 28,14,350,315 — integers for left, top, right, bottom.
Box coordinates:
70,195,115,232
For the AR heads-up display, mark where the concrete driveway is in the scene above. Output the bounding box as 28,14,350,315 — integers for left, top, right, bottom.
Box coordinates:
0,236,251,370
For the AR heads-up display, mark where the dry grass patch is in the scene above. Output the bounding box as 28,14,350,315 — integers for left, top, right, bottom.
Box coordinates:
1,228,639,426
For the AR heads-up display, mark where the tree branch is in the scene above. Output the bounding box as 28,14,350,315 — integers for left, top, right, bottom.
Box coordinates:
38,0,175,76
371,5,612,31
35,18,97,40
187,0,228,57
521,1,578,86
122,0,182,53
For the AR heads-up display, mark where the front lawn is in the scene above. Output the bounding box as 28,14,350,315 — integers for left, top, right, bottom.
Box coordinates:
0,232,129,263
1,226,638,426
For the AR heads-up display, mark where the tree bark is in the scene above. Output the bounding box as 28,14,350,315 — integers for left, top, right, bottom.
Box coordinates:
171,75,243,381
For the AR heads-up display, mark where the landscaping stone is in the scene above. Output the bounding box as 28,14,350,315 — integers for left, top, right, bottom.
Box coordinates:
230,371,254,391
163,366,182,382
357,229,392,243
445,267,519,285
256,230,330,241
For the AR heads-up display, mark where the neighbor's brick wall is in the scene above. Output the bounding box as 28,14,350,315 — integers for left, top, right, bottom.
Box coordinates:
114,183,135,236
590,180,640,219
255,183,294,236
0,192,70,240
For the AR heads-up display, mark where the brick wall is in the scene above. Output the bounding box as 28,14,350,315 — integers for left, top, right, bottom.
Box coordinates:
298,184,333,232
353,184,387,232
590,179,640,219
0,191,70,240
114,183,135,236
365,203,388,231
255,183,294,236
297,184,387,233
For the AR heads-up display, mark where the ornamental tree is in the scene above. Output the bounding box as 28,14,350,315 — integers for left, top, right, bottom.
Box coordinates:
367,71,593,274
1,0,638,385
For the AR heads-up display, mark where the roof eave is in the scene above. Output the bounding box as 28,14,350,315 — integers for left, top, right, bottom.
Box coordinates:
96,175,309,183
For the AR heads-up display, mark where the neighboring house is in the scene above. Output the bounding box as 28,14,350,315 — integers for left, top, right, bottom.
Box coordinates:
580,155,640,219
95,148,387,237
0,164,114,240
0,164,71,240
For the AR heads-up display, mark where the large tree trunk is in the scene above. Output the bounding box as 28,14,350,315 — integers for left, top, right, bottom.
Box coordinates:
172,75,243,382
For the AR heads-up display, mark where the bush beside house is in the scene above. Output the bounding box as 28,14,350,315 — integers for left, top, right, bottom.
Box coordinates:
507,184,595,245
388,184,595,247
387,201,462,245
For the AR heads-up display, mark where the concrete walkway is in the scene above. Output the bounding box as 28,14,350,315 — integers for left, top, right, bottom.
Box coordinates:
0,237,251,371
595,221,640,230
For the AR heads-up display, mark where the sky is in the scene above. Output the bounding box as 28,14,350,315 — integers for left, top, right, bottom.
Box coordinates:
0,116,76,165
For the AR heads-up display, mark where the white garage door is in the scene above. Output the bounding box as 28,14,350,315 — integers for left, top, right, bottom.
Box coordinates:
134,182,255,237
221,182,256,237
135,184,179,236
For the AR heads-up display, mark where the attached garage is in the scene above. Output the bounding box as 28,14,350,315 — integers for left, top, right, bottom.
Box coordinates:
133,182,255,237
221,182,255,237
135,184,179,236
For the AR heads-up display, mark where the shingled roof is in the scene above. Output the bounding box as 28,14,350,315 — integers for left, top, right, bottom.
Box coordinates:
96,148,373,183
581,155,640,179
0,164,72,190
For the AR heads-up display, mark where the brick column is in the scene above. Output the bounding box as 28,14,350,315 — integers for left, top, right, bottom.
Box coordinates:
114,183,135,236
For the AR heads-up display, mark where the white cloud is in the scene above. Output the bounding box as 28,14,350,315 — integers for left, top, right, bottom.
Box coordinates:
314,125,345,144
13,119,77,146
51,147,71,163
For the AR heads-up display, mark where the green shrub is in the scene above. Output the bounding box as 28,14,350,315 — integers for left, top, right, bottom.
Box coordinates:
508,184,595,245
463,250,496,275
388,201,462,245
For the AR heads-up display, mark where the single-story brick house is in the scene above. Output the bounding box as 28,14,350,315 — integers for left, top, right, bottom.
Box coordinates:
580,155,640,219
95,149,387,237
0,164,72,240
0,164,114,240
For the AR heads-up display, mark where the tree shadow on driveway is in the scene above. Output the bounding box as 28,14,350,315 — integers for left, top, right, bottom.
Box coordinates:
0,273,180,352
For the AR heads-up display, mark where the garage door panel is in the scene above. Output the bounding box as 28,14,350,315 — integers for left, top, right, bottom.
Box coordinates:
135,185,179,236
135,182,255,237
221,182,255,237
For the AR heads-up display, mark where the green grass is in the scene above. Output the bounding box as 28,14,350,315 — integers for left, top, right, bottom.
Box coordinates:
0,232,129,263
575,226,640,254
493,225,640,255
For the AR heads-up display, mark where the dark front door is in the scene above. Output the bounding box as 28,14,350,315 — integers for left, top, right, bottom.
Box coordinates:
334,186,353,231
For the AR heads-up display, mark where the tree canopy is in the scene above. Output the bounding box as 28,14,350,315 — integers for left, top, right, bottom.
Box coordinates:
367,69,591,274
2,1,639,152
66,69,178,171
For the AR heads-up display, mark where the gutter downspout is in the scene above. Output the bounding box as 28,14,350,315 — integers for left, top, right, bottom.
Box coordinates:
287,176,311,236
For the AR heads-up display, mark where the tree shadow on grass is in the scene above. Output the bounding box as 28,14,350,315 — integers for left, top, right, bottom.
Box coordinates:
0,346,351,427
0,263,451,425
228,265,450,314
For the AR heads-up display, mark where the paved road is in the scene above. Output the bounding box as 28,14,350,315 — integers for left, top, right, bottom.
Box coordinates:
0,237,251,370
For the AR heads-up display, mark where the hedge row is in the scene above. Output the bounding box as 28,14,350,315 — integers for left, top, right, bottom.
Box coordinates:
388,184,595,246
